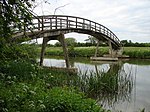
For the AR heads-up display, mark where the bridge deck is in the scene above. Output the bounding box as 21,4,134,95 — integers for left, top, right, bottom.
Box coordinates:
13,15,122,49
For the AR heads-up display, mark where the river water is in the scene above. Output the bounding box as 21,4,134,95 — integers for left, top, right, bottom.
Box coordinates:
41,57,150,112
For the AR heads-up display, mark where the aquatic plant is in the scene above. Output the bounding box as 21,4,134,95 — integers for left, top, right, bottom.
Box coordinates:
75,64,134,107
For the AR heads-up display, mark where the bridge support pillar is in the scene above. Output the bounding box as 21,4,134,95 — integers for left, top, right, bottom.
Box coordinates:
94,40,100,57
57,33,70,68
40,37,50,66
108,41,117,58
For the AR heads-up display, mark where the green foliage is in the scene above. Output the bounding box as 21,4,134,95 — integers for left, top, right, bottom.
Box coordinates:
123,47,150,58
0,1,106,112
65,37,77,46
0,60,38,82
0,44,38,61
84,36,98,45
44,47,64,56
43,87,104,112
0,57,108,112
40,46,150,59
121,40,150,47
0,82,46,112
68,45,76,57
0,0,34,42
43,47,108,57
55,42,61,47
0,77,105,112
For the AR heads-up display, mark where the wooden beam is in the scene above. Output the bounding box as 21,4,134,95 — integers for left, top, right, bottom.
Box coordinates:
40,37,50,66
94,40,100,57
57,33,70,68
108,40,113,57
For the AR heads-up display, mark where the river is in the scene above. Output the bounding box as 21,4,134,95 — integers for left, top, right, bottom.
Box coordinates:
41,56,150,112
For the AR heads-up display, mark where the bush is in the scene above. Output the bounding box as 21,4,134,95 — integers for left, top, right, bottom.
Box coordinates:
0,83,106,112
0,60,38,82
43,87,105,112
0,44,38,61
123,47,150,59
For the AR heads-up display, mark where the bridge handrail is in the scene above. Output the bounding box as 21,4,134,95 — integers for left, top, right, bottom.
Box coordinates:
14,15,121,46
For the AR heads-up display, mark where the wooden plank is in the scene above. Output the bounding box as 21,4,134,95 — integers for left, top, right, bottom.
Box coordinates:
90,57,118,61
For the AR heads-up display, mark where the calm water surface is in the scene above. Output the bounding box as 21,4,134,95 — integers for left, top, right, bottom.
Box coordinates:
41,57,150,112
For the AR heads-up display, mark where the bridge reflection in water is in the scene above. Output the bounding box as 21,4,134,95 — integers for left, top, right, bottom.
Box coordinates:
43,58,135,110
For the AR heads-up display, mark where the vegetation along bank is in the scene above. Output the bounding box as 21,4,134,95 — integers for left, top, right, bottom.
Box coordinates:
37,46,150,59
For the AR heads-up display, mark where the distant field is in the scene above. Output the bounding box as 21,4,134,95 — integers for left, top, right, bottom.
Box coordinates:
123,47,150,58
37,47,150,58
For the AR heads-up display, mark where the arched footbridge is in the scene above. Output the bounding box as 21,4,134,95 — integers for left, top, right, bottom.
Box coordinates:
13,15,122,67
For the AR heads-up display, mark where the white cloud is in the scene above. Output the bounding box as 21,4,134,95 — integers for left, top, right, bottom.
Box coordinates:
33,0,150,43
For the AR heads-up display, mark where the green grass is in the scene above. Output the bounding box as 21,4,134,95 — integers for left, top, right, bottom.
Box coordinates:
0,60,109,112
37,46,109,57
0,44,147,112
37,46,150,59
123,47,150,58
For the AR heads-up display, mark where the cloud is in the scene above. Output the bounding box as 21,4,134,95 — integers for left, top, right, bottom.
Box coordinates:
33,0,150,43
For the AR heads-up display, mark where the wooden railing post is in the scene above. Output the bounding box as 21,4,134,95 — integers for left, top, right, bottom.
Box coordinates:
50,18,52,29
83,19,85,29
66,17,68,29
56,16,57,29
60,19,62,29
76,17,77,28
95,23,96,31
38,18,40,31
42,16,44,31
89,21,91,30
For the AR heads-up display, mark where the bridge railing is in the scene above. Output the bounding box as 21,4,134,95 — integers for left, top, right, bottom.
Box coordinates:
14,15,121,46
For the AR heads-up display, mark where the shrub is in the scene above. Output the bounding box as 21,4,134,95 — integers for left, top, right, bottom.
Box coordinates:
0,83,106,112
43,87,105,112
0,60,38,82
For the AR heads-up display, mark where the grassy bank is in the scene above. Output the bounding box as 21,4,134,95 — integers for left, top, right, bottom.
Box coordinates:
1,43,146,111
0,60,109,112
0,44,108,112
123,47,150,58
38,46,150,59
38,47,108,57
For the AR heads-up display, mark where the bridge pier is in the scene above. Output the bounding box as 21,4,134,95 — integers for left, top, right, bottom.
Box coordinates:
57,33,70,68
39,34,70,68
40,37,50,66
108,40,117,58
94,40,100,57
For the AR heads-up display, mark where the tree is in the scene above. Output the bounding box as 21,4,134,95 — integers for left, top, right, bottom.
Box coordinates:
0,0,34,42
65,37,77,47
55,41,61,47
0,0,35,60
84,36,97,45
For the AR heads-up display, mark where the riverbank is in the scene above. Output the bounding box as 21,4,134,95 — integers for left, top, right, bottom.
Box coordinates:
37,47,150,59
0,44,108,112
41,57,150,111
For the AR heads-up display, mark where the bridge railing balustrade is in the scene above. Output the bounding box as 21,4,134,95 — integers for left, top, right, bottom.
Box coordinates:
12,15,121,46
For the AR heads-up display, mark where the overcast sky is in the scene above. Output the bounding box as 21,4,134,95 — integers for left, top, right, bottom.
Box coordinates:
33,0,150,43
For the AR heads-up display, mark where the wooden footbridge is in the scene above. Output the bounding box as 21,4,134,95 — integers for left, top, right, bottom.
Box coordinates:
13,15,122,68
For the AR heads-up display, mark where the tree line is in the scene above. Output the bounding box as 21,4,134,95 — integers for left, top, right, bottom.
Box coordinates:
40,37,150,47
121,40,150,47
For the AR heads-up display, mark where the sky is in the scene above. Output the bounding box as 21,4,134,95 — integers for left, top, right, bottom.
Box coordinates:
32,0,150,44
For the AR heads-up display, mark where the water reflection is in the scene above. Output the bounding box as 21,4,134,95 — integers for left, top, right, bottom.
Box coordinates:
42,57,150,112
85,63,134,109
